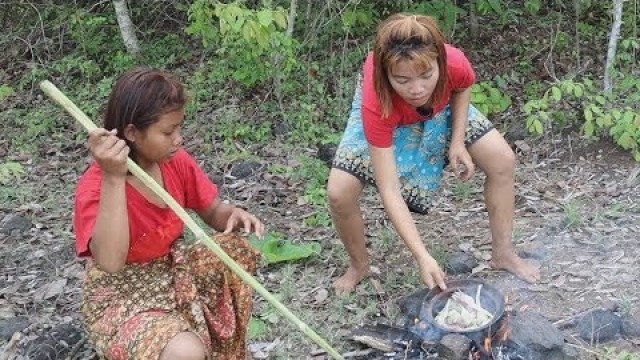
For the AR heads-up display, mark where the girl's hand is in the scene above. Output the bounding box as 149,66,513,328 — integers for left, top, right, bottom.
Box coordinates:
223,207,265,238
88,128,129,177
448,143,475,181
418,255,447,290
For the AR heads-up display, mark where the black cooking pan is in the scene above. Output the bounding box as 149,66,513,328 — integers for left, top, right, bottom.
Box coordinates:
420,279,505,333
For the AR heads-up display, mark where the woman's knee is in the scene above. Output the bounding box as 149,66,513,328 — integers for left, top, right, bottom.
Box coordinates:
327,169,362,213
488,147,517,178
160,332,206,360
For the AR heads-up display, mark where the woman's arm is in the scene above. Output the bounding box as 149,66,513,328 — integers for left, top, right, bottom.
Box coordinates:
448,87,475,180
88,128,131,273
369,146,446,289
196,197,265,237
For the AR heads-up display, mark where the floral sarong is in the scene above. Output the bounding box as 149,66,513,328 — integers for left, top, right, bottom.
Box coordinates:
81,233,259,360
332,80,494,214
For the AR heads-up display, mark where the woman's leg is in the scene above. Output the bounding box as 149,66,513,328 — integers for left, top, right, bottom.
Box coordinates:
467,129,541,283
327,168,369,294
160,331,206,360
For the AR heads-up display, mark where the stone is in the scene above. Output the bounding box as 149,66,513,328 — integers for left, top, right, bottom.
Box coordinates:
0,214,32,235
576,309,621,343
230,160,262,179
438,333,472,360
446,251,478,275
0,316,29,340
24,323,84,360
621,317,640,338
316,143,337,166
507,311,566,359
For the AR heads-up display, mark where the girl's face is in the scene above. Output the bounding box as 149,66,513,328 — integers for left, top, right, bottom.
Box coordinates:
128,108,184,168
387,58,440,108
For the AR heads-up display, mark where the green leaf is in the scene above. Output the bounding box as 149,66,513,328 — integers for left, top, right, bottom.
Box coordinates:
617,133,634,149
584,120,594,136
573,84,584,97
534,119,543,134
551,86,561,102
248,317,267,339
249,233,321,264
584,108,593,122
273,11,287,29
257,10,273,27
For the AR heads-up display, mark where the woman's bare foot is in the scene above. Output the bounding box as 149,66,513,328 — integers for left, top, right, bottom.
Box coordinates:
332,266,371,295
491,252,541,283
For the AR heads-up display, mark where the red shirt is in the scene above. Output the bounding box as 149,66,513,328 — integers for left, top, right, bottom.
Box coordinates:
73,149,218,263
362,44,476,148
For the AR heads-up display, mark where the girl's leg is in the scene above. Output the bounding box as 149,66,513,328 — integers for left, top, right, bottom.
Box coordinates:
467,129,541,283
327,168,369,294
160,331,206,360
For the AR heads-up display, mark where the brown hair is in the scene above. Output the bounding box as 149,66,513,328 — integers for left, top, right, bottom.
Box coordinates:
103,67,187,161
373,13,448,118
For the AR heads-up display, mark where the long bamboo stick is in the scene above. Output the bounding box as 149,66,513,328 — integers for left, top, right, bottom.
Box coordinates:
40,80,344,360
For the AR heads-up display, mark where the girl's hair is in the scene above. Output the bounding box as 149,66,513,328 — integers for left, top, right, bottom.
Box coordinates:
373,13,448,118
103,67,187,160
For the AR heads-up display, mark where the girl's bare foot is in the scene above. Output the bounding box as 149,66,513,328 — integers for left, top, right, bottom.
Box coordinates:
332,266,371,295
491,252,541,283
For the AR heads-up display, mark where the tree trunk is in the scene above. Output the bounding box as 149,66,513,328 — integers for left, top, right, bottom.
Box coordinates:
286,0,297,37
469,1,479,40
604,0,624,92
113,0,141,59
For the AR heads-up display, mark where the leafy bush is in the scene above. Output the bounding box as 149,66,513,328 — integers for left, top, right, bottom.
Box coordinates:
523,78,640,161
471,81,512,116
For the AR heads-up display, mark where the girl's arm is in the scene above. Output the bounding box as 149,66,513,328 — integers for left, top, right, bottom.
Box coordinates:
88,128,131,273
448,87,475,180
369,146,446,289
196,197,265,237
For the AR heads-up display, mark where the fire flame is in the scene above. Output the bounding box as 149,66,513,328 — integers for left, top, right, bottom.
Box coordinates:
484,336,491,352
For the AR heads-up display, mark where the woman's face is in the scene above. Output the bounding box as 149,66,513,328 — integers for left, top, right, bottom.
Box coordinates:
387,58,440,108
130,108,184,167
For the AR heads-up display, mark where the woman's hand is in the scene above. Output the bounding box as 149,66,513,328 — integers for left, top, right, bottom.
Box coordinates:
88,128,129,177
418,255,447,290
448,143,475,181
223,207,265,238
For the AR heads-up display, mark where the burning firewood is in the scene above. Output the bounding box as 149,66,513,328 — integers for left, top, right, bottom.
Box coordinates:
435,285,494,331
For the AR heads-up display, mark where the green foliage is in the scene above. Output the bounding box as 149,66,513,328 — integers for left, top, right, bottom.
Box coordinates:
562,198,584,228
0,85,14,101
0,162,26,205
523,78,640,161
249,232,321,264
471,81,512,116
302,210,332,228
186,1,295,87
290,155,329,207
341,3,378,35
451,182,476,202
0,162,24,185
407,1,463,36
524,0,542,15
248,317,268,339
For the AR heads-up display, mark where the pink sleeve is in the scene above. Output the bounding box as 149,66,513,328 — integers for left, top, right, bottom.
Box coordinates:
73,166,101,257
361,53,394,148
175,150,218,211
446,45,476,90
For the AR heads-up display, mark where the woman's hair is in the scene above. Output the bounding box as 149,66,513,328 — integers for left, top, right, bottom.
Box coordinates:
103,67,187,160
373,13,448,118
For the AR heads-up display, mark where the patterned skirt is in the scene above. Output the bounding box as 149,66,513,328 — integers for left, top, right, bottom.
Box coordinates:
81,234,260,360
332,81,494,214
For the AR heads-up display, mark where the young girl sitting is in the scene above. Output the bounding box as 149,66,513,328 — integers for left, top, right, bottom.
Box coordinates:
328,13,541,294
74,67,264,359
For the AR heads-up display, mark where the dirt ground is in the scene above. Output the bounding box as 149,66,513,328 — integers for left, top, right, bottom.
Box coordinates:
1,122,639,359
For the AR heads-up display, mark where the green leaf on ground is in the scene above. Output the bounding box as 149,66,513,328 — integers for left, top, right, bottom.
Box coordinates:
248,317,267,339
249,232,321,264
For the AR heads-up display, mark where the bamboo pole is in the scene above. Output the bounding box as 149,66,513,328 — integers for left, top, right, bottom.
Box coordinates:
40,80,344,360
